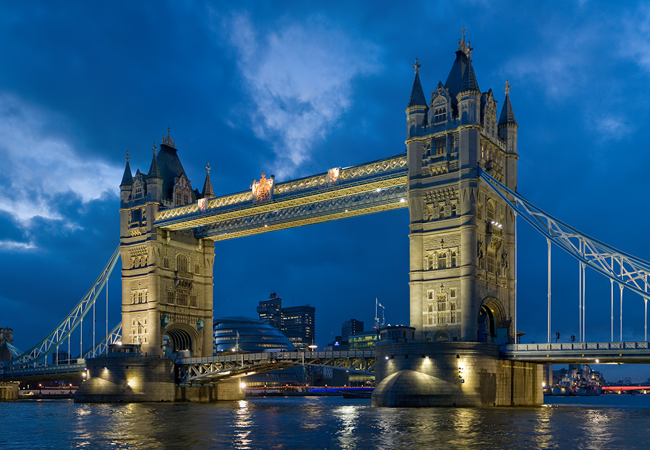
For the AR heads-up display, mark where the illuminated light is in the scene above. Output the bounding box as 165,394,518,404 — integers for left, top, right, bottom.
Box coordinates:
240,382,246,389
265,225,268,228
103,367,108,370
82,373,87,378
246,372,256,376
542,382,546,387
376,188,381,192
117,341,122,346
400,198,406,203
595,359,600,364
127,381,132,387
385,356,389,360
220,371,231,376
345,209,348,212
461,380,465,383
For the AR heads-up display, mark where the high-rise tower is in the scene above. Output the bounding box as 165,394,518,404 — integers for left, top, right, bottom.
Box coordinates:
406,33,518,344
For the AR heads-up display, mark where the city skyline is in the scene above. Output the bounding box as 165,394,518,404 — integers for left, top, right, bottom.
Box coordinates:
1,1,650,381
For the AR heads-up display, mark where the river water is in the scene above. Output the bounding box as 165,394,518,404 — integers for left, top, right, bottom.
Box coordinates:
1,396,649,449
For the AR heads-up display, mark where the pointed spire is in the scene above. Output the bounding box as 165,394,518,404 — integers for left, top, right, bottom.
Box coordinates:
459,56,480,94
407,58,428,109
147,142,162,179
120,151,133,187
499,80,517,126
202,163,215,199
162,126,176,148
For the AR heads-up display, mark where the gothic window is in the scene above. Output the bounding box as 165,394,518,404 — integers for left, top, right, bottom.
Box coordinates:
177,291,188,306
132,319,136,326
427,290,434,300
437,312,447,325
437,294,447,311
177,255,188,273
190,295,198,307
439,205,445,219
487,250,496,274
450,288,457,298
450,311,457,324
131,209,142,223
134,185,142,199
451,204,457,216
163,257,170,269
477,202,483,220
183,194,189,205
451,252,457,267
176,192,182,206
167,291,175,304
434,107,447,124
144,290,148,303
427,303,434,313
438,253,447,269
194,264,200,275
487,200,495,223
428,314,435,325
435,139,445,156
138,292,143,304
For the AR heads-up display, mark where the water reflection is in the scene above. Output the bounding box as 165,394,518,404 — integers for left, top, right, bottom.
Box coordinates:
2,397,649,449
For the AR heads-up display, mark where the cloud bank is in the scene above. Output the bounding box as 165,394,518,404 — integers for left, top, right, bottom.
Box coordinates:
222,14,381,178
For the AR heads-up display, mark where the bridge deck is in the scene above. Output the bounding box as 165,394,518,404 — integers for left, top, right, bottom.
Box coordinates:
500,342,650,364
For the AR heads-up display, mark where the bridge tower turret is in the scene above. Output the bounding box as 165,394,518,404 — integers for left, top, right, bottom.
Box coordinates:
406,32,517,345
118,129,214,358
498,81,518,191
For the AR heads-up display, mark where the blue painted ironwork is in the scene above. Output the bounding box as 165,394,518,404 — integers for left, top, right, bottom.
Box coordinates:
7,246,120,368
81,322,122,360
479,168,650,301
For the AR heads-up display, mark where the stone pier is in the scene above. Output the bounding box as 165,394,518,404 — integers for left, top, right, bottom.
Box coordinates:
371,342,543,407
0,381,19,401
74,356,244,403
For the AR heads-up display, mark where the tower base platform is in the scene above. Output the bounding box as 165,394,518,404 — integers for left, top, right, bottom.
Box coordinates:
0,381,19,401
371,342,542,407
74,356,244,403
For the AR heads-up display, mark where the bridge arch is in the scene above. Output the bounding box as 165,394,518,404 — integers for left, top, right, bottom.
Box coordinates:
478,297,507,343
163,323,199,358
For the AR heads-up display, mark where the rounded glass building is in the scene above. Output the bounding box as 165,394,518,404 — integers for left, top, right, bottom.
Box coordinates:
213,317,295,353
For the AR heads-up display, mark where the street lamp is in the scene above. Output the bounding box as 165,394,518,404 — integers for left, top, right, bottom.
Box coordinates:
308,345,317,352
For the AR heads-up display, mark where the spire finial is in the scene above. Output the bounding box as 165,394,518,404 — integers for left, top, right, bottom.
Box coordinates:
206,162,211,173
125,151,130,163
459,27,473,58
152,142,157,154
162,126,176,148
504,79,512,95
413,58,421,74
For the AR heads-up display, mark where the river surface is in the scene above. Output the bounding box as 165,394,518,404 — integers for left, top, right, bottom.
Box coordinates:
1,395,650,449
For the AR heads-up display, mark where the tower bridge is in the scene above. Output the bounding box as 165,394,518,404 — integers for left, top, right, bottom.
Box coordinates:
2,32,650,406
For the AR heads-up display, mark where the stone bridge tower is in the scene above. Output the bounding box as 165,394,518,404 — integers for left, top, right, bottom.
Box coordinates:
119,129,215,357
406,34,519,344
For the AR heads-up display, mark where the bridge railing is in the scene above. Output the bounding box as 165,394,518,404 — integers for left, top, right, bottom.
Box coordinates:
176,350,376,365
502,342,649,352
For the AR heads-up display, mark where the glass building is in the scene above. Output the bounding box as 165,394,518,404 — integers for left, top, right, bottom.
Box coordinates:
213,317,295,353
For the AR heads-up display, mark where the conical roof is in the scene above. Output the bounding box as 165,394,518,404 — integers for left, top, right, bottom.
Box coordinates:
499,93,517,126
202,163,215,198
444,50,468,99
407,70,428,109
120,157,133,187
147,148,162,179
459,57,480,94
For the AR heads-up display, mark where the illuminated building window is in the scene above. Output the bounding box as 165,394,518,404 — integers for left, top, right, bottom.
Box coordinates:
434,107,447,125
437,312,446,325
437,294,447,312
487,200,495,223
487,250,495,274
438,253,447,269
177,255,188,273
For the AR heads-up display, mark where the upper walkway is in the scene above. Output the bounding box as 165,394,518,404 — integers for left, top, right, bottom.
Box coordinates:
153,155,408,241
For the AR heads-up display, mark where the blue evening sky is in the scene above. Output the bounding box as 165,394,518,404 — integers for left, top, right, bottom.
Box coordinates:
1,1,649,382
